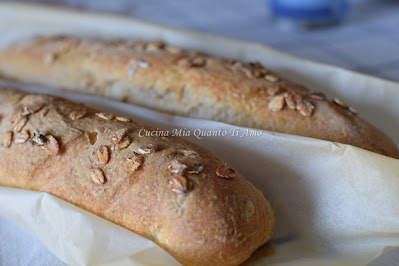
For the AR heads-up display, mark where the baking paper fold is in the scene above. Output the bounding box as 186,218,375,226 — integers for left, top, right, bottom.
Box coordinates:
1,3,399,266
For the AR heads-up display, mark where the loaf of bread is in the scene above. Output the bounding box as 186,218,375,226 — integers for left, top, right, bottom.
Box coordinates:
0,88,274,265
0,36,397,158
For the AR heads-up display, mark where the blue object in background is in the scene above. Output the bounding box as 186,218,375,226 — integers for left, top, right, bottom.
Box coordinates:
267,0,349,30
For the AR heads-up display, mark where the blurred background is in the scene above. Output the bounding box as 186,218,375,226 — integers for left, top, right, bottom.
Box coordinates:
1,0,399,82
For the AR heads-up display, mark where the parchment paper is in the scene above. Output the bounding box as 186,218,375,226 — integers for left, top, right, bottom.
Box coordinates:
0,3,399,266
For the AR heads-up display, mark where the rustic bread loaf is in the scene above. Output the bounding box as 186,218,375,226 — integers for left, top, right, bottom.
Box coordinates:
0,36,397,158
0,88,274,265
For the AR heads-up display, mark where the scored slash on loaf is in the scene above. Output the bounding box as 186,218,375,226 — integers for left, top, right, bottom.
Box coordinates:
0,88,274,265
0,35,397,158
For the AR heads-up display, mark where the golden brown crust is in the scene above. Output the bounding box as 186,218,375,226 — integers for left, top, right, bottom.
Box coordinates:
0,88,274,265
0,36,397,158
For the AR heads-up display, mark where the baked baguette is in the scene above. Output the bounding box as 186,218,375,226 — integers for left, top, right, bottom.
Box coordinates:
0,88,274,265
0,36,397,158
